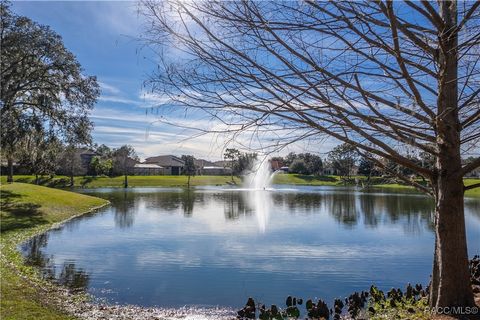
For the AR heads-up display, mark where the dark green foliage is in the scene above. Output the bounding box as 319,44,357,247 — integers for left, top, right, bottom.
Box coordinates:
112,145,138,188
289,159,308,174
284,153,323,175
17,127,62,181
236,153,257,174
327,144,359,179
224,148,240,181
181,155,196,187
357,157,379,177
90,156,113,176
1,3,98,182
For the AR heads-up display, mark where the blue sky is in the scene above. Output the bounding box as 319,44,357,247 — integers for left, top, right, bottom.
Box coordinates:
11,1,338,160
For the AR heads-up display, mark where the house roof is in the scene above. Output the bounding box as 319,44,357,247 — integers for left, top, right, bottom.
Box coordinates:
144,155,185,167
75,148,97,156
203,166,231,170
134,163,163,169
213,160,232,167
194,159,216,167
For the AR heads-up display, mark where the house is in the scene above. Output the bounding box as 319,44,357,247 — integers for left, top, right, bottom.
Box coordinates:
322,166,337,175
144,155,185,175
279,166,289,173
133,163,164,176
271,160,283,171
466,167,480,178
213,160,232,168
0,160,26,175
76,148,98,175
201,166,232,175
194,159,215,175
56,148,97,176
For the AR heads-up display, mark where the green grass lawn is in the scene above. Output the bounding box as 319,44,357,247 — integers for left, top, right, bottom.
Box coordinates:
0,183,109,320
1,174,479,197
0,174,241,188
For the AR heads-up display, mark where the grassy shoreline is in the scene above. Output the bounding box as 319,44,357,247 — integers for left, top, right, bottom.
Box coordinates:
0,183,109,320
2,174,479,197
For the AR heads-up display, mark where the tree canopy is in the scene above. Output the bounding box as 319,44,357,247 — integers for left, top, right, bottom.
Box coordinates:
0,3,99,181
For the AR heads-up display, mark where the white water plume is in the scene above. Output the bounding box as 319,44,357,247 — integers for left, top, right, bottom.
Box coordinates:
243,157,277,232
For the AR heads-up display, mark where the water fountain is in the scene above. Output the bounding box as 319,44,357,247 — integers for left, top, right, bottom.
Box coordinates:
244,157,277,190
243,157,277,232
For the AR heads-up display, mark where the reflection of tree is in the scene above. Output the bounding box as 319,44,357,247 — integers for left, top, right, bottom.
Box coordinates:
272,193,323,214
21,234,90,292
57,263,90,293
327,193,359,227
224,192,252,220
181,189,195,216
273,191,438,234
382,195,434,232
22,233,55,281
112,190,136,228
88,188,449,235
359,195,377,227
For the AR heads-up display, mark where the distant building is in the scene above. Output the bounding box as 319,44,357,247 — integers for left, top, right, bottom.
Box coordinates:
271,160,283,171
322,167,336,175
194,159,215,175
279,166,289,173
55,148,97,176
133,163,164,176
144,155,185,175
76,148,98,175
466,167,480,178
201,166,232,175
213,160,232,168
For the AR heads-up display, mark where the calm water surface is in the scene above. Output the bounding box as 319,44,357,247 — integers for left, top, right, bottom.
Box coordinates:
21,186,480,309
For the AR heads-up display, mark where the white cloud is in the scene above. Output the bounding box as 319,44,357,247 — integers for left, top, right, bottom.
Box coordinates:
98,95,143,105
98,81,121,95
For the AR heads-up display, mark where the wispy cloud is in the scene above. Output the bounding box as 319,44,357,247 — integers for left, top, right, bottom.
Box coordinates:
90,1,143,36
99,81,121,95
98,95,142,105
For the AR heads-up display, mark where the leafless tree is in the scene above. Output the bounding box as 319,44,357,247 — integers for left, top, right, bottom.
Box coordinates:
141,0,480,309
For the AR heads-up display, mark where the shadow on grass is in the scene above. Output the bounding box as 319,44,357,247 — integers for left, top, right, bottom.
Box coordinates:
0,190,47,233
80,176,98,188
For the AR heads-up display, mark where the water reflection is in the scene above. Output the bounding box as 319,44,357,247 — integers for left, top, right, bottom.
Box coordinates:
22,187,479,308
223,192,252,220
22,234,89,292
83,188,438,233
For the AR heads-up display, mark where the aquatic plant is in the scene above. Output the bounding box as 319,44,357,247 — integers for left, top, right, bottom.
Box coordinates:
237,256,479,319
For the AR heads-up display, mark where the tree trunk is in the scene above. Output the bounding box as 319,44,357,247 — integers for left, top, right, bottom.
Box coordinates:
35,174,39,185
429,0,474,309
430,173,474,308
124,173,128,188
7,156,14,183
70,161,74,187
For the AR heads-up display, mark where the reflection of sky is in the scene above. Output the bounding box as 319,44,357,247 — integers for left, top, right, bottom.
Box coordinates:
24,187,480,308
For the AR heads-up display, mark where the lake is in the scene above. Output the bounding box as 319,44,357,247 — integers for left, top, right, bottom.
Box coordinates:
21,186,480,310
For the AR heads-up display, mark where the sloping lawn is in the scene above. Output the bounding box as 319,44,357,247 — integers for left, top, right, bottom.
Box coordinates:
0,175,241,188
0,183,109,320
